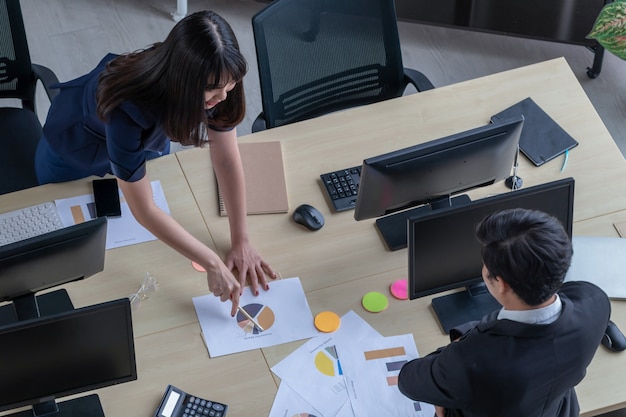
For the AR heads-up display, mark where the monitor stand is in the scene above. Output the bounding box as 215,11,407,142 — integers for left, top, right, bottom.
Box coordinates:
375,194,471,251
431,283,502,334
0,289,74,325
4,394,105,417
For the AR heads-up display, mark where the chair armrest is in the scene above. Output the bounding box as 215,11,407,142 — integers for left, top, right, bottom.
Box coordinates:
32,63,60,102
403,67,435,92
251,113,268,133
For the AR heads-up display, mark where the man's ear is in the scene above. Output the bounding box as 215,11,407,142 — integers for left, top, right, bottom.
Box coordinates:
492,275,511,295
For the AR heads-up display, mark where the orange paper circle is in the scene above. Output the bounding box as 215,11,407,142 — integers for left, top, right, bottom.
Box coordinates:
314,311,341,332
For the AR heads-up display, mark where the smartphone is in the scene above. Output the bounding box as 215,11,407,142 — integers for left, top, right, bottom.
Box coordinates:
92,178,122,218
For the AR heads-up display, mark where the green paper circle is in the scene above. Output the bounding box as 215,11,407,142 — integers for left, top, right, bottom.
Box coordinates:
362,291,389,313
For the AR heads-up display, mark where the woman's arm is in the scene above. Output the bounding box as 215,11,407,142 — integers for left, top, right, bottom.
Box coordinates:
117,175,241,316
208,127,276,295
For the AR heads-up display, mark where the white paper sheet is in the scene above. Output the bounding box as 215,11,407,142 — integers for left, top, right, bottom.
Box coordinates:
192,277,318,357
338,333,435,417
565,236,626,299
54,180,170,250
268,382,355,417
271,310,381,417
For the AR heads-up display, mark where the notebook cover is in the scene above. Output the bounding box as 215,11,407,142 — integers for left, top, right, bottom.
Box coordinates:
217,141,289,216
491,97,578,166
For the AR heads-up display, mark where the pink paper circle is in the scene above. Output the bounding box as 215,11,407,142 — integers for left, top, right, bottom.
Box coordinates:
390,279,408,300
191,261,206,272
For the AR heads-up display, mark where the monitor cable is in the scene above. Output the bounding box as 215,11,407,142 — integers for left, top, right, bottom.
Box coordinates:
505,145,523,190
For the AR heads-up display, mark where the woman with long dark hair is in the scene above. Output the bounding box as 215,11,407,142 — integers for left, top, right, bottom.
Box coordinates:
36,11,275,315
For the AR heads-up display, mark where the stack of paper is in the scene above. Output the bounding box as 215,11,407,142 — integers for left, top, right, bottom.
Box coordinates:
268,311,435,417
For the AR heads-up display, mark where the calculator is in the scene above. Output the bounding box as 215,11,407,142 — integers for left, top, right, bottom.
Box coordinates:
154,385,228,417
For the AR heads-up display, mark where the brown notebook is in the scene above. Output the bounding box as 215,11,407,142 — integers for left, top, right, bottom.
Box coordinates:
217,141,289,216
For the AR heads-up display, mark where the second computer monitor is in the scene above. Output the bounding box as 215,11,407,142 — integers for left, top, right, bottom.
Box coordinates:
408,177,575,333
354,116,524,251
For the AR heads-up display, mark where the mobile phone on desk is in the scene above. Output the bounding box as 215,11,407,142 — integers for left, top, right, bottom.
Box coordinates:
92,178,122,218
155,385,228,417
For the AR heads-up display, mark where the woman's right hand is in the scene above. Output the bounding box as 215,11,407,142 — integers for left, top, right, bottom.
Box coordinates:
117,176,243,315
206,260,241,317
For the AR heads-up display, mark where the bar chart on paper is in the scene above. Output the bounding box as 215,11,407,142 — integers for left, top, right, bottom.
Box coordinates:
54,180,170,249
339,334,435,416
364,346,409,387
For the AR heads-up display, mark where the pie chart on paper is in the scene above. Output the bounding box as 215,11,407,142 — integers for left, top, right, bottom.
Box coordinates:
236,303,275,334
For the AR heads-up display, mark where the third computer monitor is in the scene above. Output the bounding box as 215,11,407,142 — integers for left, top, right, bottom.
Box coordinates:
0,217,107,322
0,298,137,417
407,177,575,334
354,116,524,251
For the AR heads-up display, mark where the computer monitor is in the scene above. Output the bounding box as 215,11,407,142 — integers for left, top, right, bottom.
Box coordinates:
354,116,524,251
0,298,137,417
0,217,107,322
408,177,575,334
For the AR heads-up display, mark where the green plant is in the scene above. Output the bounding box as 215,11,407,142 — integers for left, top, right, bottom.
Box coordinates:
587,0,626,60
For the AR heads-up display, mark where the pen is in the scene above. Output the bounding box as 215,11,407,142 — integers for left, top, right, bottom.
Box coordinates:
561,149,569,172
237,305,264,331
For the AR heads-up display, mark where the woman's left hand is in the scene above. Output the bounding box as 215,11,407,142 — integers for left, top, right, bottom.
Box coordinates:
225,240,276,296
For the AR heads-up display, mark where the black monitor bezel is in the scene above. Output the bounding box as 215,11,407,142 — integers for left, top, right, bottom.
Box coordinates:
354,116,524,221
0,217,107,302
0,298,137,413
408,177,575,300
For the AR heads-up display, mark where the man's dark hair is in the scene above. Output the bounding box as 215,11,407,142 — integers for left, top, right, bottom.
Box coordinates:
475,208,573,306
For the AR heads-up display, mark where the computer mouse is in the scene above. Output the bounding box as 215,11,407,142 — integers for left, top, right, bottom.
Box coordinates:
601,320,626,352
292,204,324,231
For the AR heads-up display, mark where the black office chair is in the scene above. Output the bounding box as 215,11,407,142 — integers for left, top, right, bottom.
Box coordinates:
0,0,59,195
251,0,435,132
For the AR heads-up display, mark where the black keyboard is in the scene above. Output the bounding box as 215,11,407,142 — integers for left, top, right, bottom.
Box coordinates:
320,165,361,211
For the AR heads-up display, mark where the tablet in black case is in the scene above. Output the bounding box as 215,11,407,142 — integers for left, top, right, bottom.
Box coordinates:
491,97,578,167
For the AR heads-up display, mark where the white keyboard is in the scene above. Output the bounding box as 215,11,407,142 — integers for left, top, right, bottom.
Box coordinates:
0,202,64,246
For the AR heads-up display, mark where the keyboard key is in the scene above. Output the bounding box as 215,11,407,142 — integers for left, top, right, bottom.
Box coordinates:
0,202,64,246
320,165,361,211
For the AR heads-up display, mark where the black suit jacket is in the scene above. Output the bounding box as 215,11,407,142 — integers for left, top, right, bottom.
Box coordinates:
398,281,610,417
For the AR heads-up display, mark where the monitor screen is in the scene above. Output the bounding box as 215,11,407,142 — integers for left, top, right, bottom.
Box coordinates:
408,177,575,333
0,298,137,416
354,116,523,251
0,217,107,321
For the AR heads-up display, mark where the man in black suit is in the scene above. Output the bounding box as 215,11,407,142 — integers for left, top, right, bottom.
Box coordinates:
398,208,610,417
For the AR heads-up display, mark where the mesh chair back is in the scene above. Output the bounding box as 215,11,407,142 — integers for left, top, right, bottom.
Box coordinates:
0,0,36,108
252,0,407,129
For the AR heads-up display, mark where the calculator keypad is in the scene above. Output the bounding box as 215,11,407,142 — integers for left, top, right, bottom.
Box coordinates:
183,396,226,417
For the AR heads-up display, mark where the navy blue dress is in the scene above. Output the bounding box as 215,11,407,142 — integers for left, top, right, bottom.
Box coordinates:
36,53,170,184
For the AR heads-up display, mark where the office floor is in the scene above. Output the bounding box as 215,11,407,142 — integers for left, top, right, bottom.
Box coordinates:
18,1,626,415
20,0,626,157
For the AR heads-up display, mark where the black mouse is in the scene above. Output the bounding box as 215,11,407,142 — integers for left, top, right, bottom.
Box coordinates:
292,204,324,231
601,320,626,352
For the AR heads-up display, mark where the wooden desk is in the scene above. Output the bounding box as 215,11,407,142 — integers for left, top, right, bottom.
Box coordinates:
178,57,626,416
178,56,626,291
0,154,277,417
2,57,625,417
